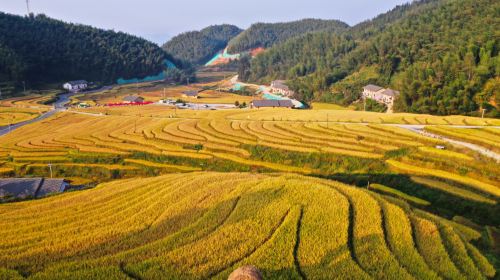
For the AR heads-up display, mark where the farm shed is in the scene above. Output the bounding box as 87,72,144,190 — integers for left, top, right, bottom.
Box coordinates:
0,178,68,199
123,96,145,103
182,91,199,99
251,99,294,109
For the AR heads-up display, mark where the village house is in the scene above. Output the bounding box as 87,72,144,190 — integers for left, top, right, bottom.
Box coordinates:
251,99,294,109
270,80,295,97
182,91,199,99
123,95,145,103
0,178,68,200
362,84,400,107
63,80,88,92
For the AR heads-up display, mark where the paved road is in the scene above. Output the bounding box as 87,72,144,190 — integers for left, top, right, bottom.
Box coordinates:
0,86,115,137
0,92,74,136
398,125,500,162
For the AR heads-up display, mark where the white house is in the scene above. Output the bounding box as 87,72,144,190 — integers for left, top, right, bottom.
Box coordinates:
362,84,400,107
270,80,295,97
63,80,88,92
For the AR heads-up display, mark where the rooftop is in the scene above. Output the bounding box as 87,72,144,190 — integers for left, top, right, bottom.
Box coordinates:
252,99,294,108
363,84,384,92
123,95,144,102
0,178,66,199
379,88,400,97
271,80,290,90
66,80,88,86
183,90,199,96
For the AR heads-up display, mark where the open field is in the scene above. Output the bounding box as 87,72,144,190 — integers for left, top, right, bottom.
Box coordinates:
0,107,497,225
0,172,494,279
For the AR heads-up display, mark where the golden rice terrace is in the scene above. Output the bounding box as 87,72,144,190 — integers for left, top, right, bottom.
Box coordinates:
0,173,495,279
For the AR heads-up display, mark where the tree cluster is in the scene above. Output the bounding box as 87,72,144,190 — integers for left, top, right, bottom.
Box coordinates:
0,13,181,88
227,19,349,54
243,0,499,116
162,25,242,65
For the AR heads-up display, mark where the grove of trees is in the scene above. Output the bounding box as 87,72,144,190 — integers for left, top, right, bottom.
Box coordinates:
242,0,499,116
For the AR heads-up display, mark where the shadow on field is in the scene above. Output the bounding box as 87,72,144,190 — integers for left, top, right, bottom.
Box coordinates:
319,173,499,226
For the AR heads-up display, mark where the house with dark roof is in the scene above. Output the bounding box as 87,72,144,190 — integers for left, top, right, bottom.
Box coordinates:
63,80,88,92
123,96,145,103
362,84,400,109
0,178,68,200
251,99,294,109
182,91,199,99
270,80,295,97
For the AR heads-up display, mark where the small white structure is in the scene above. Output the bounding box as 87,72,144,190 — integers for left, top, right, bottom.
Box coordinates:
63,80,88,92
270,80,295,97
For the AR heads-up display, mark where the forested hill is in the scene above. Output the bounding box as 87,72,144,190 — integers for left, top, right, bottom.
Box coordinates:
226,19,349,54
162,25,242,65
246,0,500,116
0,13,177,86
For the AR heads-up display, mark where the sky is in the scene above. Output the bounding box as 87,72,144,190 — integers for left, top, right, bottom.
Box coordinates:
2,0,410,45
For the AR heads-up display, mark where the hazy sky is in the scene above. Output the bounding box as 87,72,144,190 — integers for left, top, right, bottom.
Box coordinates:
2,0,409,44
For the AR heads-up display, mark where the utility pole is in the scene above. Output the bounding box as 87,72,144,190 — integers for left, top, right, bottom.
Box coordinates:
26,0,31,14
48,163,53,178
22,81,26,94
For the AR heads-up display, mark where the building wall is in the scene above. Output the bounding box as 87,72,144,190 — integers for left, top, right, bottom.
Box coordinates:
362,89,394,106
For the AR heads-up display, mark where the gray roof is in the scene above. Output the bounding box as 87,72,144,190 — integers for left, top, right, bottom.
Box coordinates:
379,89,400,97
123,95,144,102
271,80,290,91
0,178,66,199
363,84,384,92
0,178,42,198
183,91,199,96
37,179,67,197
67,80,88,86
252,100,294,108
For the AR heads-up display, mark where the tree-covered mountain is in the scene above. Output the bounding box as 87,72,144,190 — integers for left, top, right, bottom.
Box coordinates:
244,0,500,116
162,24,242,65
0,12,181,87
226,19,349,54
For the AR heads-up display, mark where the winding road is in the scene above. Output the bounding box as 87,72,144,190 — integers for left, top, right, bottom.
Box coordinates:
0,86,113,137
0,92,74,137
397,125,500,162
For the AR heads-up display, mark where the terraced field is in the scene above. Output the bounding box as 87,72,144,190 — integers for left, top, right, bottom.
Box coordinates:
0,109,497,206
0,173,495,279
425,126,500,153
0,94,53,126
0,107,44,126
0,111,433,172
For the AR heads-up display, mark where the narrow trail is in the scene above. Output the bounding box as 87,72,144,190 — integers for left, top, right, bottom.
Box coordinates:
398,125,500,162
